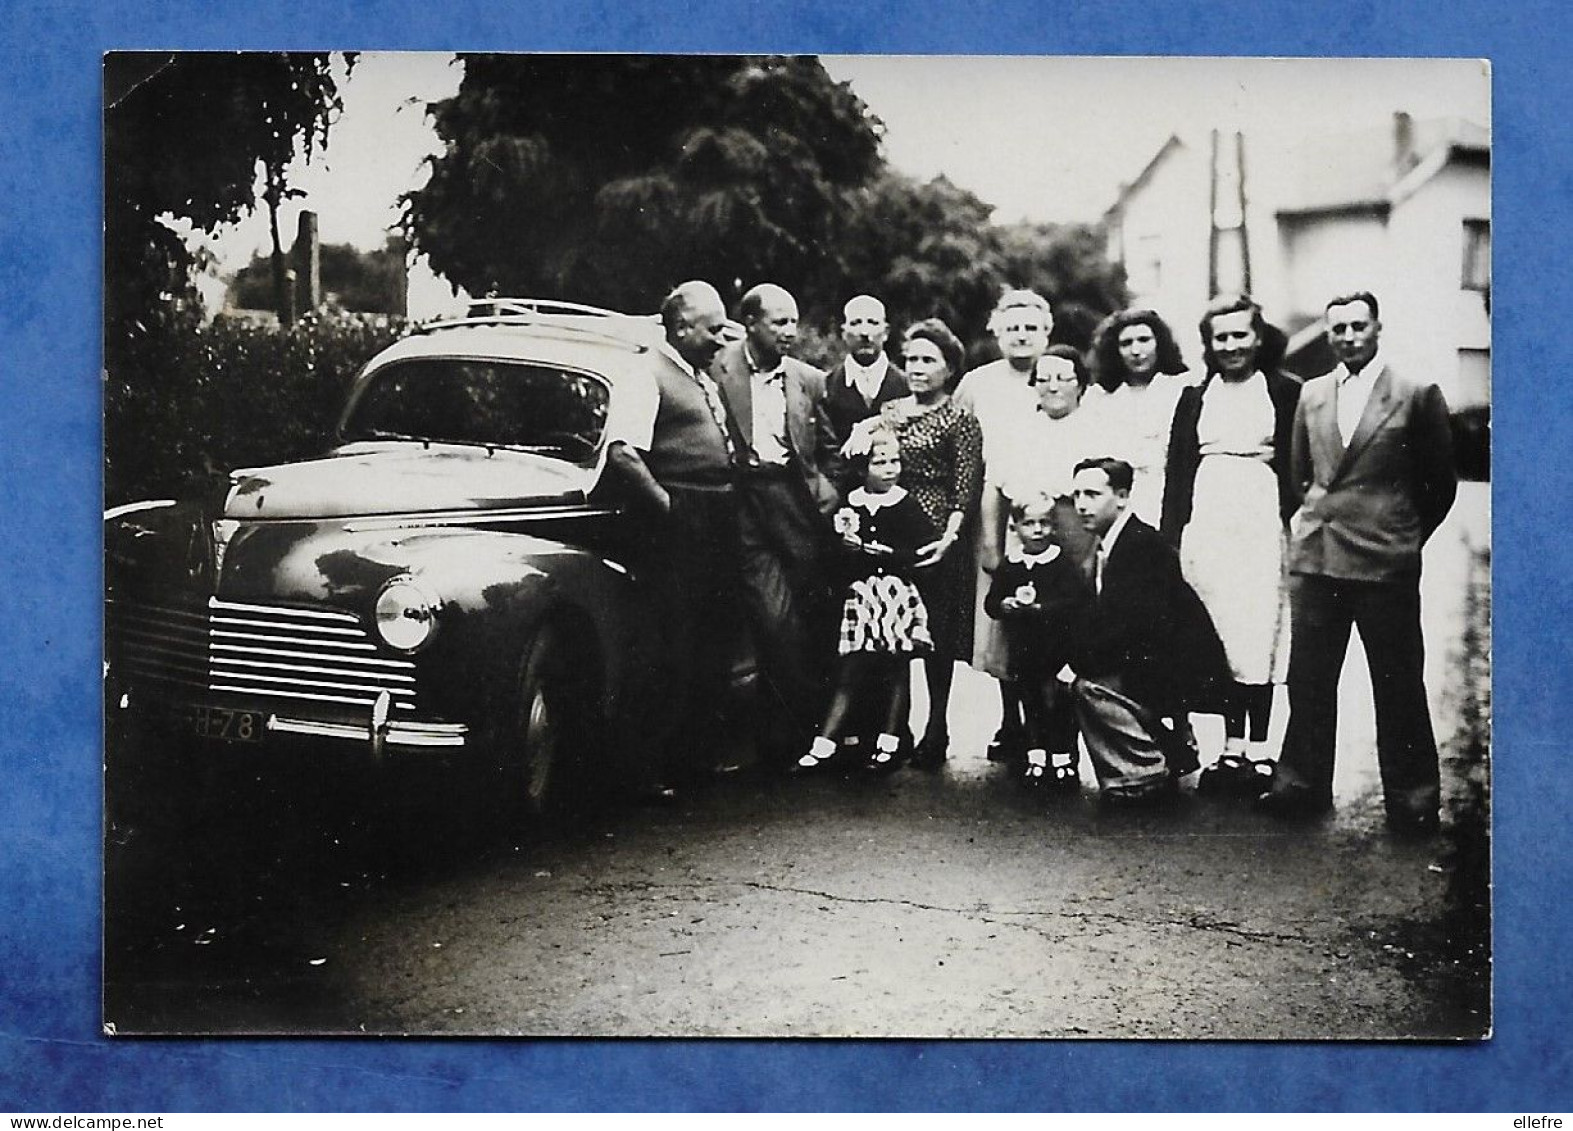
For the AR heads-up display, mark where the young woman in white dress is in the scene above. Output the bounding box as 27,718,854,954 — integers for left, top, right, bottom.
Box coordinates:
1160,294,1302,796
1087,308,1195,528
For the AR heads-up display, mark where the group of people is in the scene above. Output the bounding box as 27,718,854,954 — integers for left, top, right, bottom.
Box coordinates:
605,278,1458,835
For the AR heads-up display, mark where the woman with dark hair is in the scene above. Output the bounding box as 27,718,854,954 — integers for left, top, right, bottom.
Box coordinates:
1089,308,1195,526
874,318,984,769
1161,294,1301,795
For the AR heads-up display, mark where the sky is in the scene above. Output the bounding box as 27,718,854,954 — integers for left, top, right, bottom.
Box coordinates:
822,56,1489,223
202,54,461,275
200,53,1489,301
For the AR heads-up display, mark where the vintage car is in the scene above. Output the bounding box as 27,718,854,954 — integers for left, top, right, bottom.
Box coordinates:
105,299,683,822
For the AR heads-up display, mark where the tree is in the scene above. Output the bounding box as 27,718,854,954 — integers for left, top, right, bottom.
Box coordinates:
842,172,1007,345
994,221,1129,352
839,172,1129,356
105,53,351,506
104,52,345,339
230,236,407,315
402,53,1128,352
401,55,883,315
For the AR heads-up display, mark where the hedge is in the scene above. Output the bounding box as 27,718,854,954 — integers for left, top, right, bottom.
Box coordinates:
104,312,406,506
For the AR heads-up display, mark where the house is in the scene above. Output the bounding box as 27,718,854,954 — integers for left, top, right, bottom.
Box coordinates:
1103,113,1490,409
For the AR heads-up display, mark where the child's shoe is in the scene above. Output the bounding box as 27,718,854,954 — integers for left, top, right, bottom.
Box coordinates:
791,735,838,775
866,732,904,775
1048,749,1080,791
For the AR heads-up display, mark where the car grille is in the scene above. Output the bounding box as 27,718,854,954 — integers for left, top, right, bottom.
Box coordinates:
106,596,417,714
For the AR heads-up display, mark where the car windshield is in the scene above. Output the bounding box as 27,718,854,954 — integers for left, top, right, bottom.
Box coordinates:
342,358,610,462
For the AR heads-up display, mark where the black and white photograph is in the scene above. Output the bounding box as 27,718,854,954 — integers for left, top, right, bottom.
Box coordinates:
102,52,1491,1039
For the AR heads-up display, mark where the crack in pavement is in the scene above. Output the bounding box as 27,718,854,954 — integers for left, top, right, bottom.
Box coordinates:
569,877,1315,950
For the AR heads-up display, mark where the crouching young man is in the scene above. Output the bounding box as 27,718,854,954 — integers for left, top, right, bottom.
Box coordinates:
1065,458,1231,803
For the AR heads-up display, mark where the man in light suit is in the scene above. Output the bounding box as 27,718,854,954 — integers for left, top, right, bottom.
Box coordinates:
1259,291,1458,834
822,294,909,452
711,283,841,766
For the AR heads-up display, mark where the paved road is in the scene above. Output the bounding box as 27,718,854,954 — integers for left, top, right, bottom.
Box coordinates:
103,485,1489,1039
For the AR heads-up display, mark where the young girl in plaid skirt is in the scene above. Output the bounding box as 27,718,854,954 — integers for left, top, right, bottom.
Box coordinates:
795,422,936,774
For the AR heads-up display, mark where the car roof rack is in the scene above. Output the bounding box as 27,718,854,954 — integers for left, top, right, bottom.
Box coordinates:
466,297,626,319
412,297,661,351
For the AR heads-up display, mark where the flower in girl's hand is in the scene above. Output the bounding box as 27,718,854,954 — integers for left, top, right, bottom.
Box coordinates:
1014,583,1038,606
833,509,861,538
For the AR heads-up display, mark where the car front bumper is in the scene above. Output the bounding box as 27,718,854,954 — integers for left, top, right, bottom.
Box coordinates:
106,592,471,757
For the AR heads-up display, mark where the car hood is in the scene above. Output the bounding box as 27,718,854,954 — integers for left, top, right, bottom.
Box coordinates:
224,442,596,520
106,493,589,611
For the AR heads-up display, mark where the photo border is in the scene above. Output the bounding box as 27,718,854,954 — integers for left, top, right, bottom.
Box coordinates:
4,0,1563,1111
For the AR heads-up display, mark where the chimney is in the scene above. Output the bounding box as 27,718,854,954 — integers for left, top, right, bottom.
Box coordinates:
1393,111,1418,175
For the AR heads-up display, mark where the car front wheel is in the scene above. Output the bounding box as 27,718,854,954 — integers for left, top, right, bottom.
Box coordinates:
501,624,591,824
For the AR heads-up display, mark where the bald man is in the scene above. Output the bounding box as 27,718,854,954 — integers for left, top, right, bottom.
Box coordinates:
605,280,747,793
710,283,841,766
823,294,909,450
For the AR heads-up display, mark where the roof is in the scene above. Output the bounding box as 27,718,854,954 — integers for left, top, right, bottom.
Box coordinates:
1103,134,1184,220
1104,116,1489,222
1275,117,1489,218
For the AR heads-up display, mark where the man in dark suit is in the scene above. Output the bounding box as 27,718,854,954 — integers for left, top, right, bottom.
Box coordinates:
1259,291,1457,834
711,282,841,764
1067,458,1230,802
823,294,909,450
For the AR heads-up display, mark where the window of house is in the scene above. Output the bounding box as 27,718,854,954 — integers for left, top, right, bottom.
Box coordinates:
1457,347,1491,406
1462,219,1491,291
1131,233,1163,295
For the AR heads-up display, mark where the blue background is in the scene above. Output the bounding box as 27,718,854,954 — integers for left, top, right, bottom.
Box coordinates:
2,0,1565,1112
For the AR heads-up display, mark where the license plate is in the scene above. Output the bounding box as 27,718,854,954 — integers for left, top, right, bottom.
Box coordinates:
188,705,265,743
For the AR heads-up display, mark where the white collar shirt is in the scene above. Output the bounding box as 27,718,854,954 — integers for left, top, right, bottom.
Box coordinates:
1095,506,1135,595
745,344,792,466
1335,350,1387,446
847,485,908,512
1009,544,1063,568
608,359,661,453
844,353,891,406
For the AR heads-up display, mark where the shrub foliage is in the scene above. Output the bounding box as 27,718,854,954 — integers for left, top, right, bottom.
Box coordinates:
104,313,405,506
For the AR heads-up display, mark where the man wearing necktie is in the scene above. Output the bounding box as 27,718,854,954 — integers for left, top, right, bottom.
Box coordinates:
711,283,842,767
823,294,909,453
1259,291,1457,835
1066,458,1227,802
605,280,747,794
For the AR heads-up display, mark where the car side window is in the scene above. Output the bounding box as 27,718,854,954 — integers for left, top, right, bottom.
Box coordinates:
344,359,610,461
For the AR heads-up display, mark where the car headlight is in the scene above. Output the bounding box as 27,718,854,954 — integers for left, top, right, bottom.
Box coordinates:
374,577,440,652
